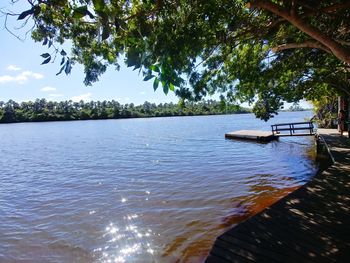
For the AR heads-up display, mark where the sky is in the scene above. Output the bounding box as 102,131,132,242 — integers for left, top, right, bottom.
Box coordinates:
0,2,180,105
0,2,311,108
0,31,179,105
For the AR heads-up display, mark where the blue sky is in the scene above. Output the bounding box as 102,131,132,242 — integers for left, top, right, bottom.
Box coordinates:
0,31,179,104
0,3,311,108
0,4,179,105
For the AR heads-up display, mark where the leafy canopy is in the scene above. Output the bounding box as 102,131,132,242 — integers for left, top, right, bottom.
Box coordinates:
4,0,350,120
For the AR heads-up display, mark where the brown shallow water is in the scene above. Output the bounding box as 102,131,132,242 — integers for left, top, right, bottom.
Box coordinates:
0,112,318,262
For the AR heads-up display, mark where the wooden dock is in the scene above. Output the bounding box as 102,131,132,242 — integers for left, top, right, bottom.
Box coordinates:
207,129,350,262
225,130,277,142
226,122,315,142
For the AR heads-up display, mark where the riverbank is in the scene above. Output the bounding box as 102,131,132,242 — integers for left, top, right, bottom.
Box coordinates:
206,129,350,262
0,99,250,124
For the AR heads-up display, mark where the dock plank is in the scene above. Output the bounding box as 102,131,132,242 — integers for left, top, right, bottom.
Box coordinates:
249,214,337,262
206,129,350,262
206,254,232,263
225,130,277,142
218,234,284,263
228,224,315,263
210,245,255,263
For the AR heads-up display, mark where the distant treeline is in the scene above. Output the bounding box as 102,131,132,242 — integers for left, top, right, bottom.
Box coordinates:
0,99,250,123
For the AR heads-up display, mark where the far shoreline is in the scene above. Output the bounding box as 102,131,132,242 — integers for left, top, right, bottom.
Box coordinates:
0,110,313,125
0,112,250,125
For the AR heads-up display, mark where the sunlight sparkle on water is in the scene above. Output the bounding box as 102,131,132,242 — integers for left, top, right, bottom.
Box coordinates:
113,256,125,263
97,216,157,262
120,243,141,255
126,214,138,220
0,112,316,263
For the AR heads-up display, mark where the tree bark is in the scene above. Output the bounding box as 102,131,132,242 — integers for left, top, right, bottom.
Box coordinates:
272,41,332,54
249,0,350,65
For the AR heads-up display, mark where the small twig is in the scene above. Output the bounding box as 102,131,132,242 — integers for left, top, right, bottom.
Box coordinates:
3,12,25,41
27,0,35,7
24,21,36,39
194,44,221,70
291,0,296,17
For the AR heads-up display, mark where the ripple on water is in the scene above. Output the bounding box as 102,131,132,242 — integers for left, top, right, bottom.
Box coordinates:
0,112,318,262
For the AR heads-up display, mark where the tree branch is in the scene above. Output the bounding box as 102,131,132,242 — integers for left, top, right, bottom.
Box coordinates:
266,18,285,30
2,12,25,41
248,0,350,64
272,41,332,54
299,1,350,18
337,40,350,46
321,2,350,14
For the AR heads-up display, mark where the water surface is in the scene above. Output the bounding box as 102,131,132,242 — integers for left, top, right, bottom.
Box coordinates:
0,112,318,262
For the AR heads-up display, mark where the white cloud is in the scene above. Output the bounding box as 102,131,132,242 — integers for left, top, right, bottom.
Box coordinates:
49,93,63,97
0,70,44,85
6,65,21,71
41,86,56,92
22,71,32,77
32,73,44,79
0,75,14,84
22,71,44,79
139,91,146,95
71,92,93,102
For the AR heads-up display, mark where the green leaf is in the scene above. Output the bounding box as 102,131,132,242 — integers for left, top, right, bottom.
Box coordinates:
60,49,67,56
101,24,110,41
60,57,65,66
72,6,88,19
92,0,105,12
65,60,72,74
163,83,169,95
41,57,51,65
42,38,48,46
144,75,155,81
150,64,160,72
40,53,50,58
153,78,159,91
56,65,65,76
114,17,120,31
33,5,41,17
169,83,175,91
161,64,167,74
126,51,140,69
86,10,95,19
18,9,34,20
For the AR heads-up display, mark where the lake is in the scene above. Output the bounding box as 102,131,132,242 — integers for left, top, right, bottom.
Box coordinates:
0,111,318,262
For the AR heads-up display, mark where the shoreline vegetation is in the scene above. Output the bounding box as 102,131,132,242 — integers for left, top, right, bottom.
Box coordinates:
0,99,251,124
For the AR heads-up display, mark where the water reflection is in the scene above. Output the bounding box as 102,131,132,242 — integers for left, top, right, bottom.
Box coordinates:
0,112,318,263
95,213,156,263
164,173,305,262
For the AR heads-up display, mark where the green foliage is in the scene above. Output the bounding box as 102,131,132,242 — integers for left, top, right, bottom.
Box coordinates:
311,93,338,128
0,99,250,124
10,0,350,120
